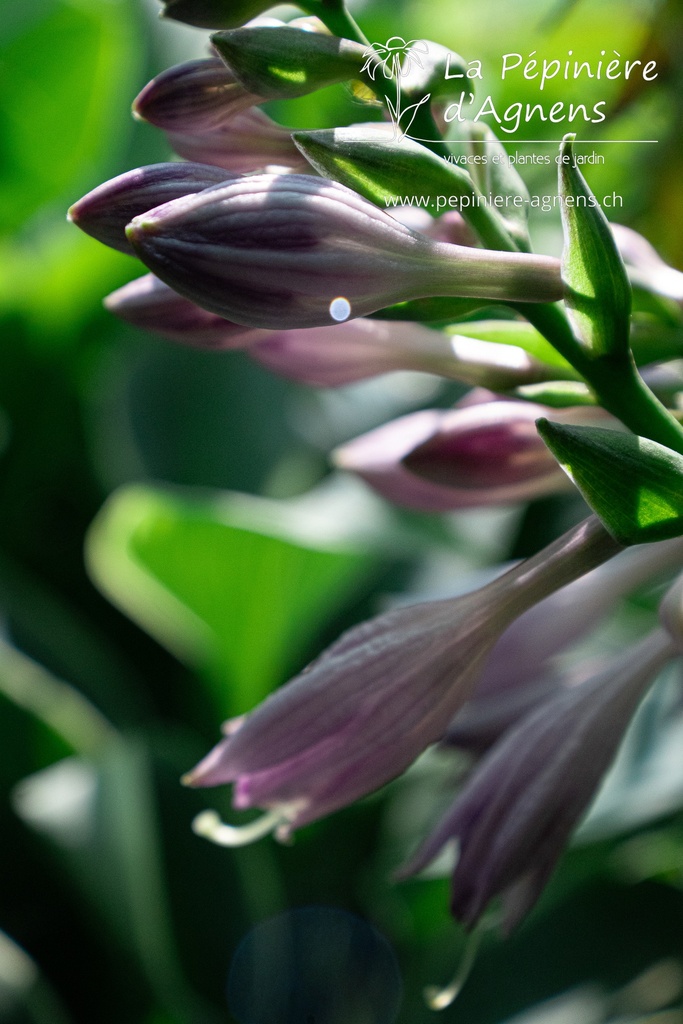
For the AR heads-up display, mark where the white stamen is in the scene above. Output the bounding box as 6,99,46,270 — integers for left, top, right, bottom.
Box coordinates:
424,926,482,1011
191,808,285,847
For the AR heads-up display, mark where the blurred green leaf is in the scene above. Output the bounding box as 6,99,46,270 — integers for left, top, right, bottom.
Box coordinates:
0,0,141,237
86,484,377,713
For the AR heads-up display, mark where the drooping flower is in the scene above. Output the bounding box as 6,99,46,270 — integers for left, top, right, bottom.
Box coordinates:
104,274,271,348
68,162,229,255
183,516,622,844
399,626,679,933
125,173,563,330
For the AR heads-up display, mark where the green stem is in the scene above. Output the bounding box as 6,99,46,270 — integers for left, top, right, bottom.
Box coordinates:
590,355,683,455
520,304,683,455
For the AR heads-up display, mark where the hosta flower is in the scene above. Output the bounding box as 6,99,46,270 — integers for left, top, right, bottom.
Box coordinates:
104,274,271,348
166,108,308,173
333,400,592,511
399,627,678,932
133,58,262,133
447,535,683,751
184,516,621,844
126,173,563,330
68,163,229,255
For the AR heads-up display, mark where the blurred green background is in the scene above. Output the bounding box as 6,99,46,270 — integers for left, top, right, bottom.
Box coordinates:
2,0,683,1021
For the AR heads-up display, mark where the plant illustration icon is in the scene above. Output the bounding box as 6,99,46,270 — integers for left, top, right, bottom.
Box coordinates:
361,36,431,139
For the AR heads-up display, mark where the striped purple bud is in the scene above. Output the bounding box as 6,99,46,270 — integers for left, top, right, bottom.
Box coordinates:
133,58,262,133
126,174,563,330
104,274,270,348
167,108,308,173
68,162,229,255
333,400,590,512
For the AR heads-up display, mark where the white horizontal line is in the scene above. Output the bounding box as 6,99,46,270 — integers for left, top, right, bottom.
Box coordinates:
409,137,658,144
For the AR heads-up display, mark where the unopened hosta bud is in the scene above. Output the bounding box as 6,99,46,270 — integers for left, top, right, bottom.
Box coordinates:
167,108,308,173
611,223,683,304
251,321,571,390
104,274,271,348
333,400,588,511
401,42,471,103
126,173,563,330
68,163,229,256
211,27,367,101
133,58,262,133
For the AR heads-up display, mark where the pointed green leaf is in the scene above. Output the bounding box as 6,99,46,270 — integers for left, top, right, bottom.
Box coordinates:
211,26,366,99
293,126,517,250
559,134,632,359
537,419,683,544
86,485,376,715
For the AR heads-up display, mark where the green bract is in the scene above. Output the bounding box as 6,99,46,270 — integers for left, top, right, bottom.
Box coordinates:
293,126,515,249
537,419,683,544
459,122,532,252
211,26,367,100
559,134,632,359
400,42,471,103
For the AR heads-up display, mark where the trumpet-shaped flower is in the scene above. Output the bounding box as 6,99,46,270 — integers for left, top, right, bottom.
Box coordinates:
126,173,563,330
183,516,621,843
399,627,678,932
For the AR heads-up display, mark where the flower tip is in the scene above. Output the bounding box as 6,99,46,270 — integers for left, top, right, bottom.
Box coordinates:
180,770,197,787
125,218,152,246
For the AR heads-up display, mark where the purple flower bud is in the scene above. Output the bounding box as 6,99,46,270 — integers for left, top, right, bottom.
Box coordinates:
133,58,262,133
611,223,683,303
68,162,229,255
248,319,546,388
166,108,308,173
399,627,678,932
333,401,587,511
104,274,271,348
126,174,563,330
183,516,621,844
